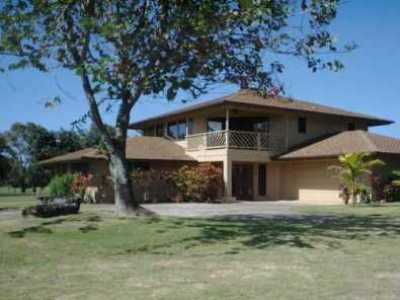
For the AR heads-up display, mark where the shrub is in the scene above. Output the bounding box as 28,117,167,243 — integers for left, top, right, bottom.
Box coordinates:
171,164,223,202
71,173,93,199
384,184,400,202
47,174,76,198
131,169,176,203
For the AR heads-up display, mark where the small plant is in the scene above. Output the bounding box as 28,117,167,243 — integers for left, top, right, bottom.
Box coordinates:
384,183,400,202
48,174,76,198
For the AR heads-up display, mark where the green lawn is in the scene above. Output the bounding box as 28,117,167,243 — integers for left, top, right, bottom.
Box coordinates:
0,186,38,210
1,193,400,299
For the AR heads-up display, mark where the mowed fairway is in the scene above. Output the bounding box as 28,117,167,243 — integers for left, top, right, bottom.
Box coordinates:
1,191,400,300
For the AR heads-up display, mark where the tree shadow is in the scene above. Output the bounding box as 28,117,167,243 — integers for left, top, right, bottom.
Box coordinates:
8,214,103,238
8,225,53,238
176,214,400,252
79,224,98,233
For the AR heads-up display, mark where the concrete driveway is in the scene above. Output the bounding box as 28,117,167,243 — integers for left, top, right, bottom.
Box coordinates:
142,201,305,218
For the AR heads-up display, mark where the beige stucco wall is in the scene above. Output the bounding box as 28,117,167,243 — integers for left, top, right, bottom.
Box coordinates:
286,113,368,148
268,159,342,204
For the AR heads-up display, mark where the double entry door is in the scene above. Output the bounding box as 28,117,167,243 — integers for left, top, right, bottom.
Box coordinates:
232,163,253,200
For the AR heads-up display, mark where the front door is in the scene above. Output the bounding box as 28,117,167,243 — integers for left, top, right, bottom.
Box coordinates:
232,164,254,200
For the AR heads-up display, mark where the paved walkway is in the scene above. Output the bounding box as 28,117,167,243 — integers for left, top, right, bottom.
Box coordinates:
142,201,306,218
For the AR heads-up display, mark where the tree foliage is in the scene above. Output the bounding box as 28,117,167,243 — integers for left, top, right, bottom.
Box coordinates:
0,0,352,214
393,170,400,187
1,122,109,190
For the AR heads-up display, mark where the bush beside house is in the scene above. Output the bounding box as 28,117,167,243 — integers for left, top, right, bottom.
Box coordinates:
131,163,224,203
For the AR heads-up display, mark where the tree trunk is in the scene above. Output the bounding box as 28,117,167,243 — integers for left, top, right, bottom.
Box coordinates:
351,180,357,206
108,150,138,216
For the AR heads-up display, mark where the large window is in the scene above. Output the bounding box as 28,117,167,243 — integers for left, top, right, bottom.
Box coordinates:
348,122,355,131
143,126,155,136
155,124,164,137
167,120,186,139
207,118,225,132
187,118,194,135
298,117,307,134
128,161,150,172
253,119,270,132
258,164,267,196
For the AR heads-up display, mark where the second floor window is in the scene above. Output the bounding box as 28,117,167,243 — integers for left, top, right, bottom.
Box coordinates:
348,123,356,131
207,118,225,132
298,117,307,134
167,120,186,139
155,124,164,137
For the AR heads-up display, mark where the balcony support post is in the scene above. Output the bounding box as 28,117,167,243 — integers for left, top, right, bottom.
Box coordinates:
225,107,230,148
257,132,261,150
223,157,233,199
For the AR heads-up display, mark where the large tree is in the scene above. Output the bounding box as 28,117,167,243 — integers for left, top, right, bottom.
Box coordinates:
4,123,57,191
0,0,352,215
0,134,11,183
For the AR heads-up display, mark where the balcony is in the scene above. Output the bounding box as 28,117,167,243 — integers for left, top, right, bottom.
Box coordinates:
186,130,286,154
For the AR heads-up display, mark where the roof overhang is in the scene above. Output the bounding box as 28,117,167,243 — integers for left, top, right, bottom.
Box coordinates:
129,91,393,129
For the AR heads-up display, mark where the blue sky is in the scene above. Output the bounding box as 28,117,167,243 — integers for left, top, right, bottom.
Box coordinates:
1,0,399,137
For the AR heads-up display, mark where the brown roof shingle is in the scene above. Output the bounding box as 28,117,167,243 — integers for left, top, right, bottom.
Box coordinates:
40,136,195,165
279,130,400,160
130,89,392,128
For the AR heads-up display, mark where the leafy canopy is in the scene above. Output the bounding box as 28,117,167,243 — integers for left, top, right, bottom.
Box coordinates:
0,0,352,114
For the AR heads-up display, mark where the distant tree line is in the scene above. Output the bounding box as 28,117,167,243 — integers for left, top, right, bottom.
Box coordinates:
0,123,114,192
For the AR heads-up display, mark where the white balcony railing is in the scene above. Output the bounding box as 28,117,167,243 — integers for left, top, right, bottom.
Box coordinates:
186,130,286,154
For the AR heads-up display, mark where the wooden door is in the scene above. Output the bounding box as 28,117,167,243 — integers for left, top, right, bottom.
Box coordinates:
232,164,254,200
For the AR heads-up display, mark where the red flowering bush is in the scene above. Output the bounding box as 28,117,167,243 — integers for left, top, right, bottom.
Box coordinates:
172,164,223,202
71,173,93,200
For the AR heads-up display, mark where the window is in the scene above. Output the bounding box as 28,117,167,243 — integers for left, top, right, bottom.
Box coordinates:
207,118,225,132
187,118,194,135
298,117,307,134
143,126,155,136
167,120,186,139
155,124,164,137
258,164,267,196
253,118,270,132
128,162,150,172
348,123,355,131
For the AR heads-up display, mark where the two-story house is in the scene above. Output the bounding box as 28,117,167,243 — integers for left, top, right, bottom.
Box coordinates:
42,90,400,204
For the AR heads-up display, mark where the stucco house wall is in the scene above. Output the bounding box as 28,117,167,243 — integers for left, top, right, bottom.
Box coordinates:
285,113,368,148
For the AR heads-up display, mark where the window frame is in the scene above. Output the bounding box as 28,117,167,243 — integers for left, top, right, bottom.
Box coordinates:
298,117,307,134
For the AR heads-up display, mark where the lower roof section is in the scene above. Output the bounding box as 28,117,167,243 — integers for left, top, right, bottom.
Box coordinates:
40,136,196,165
279,130,400,160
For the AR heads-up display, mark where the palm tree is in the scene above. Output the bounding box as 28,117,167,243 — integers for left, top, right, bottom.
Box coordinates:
329,153,385,206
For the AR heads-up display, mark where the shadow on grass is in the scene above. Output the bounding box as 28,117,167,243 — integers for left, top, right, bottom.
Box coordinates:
8,214,103,238
9,225,53,238
124,214,400,255
180,214,400,251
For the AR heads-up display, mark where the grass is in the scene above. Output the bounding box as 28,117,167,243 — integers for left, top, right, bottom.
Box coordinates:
0,186,38,210
1,192,400,299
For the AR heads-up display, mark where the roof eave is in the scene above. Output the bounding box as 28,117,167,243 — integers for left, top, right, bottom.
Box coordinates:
129,99,393,129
